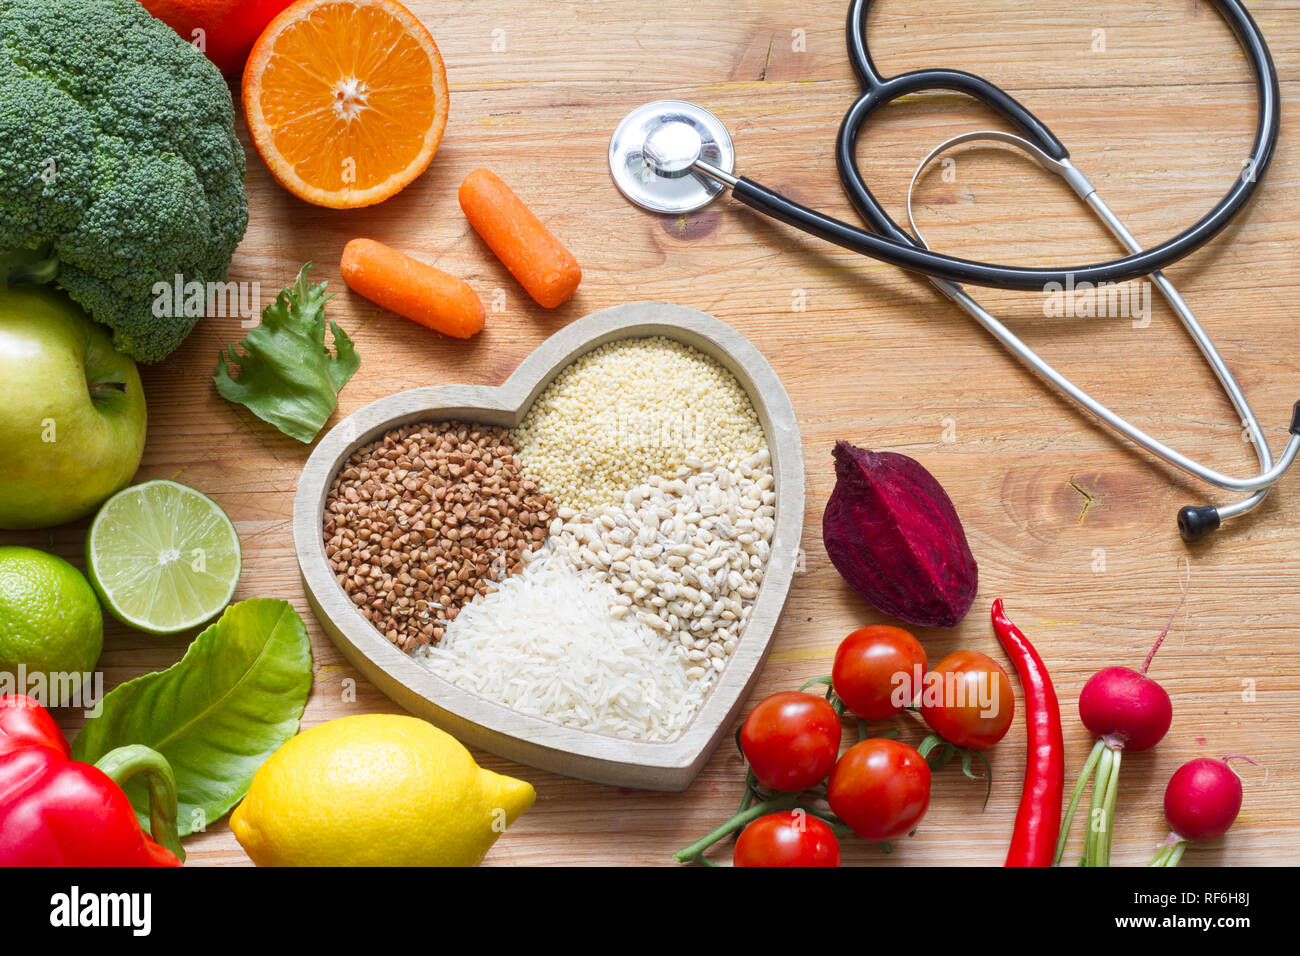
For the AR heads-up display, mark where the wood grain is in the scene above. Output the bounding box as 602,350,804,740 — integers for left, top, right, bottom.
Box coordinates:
6,0,1299,866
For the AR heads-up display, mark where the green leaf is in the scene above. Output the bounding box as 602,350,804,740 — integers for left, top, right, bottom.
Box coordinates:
71,599,313,836
213,263,360,443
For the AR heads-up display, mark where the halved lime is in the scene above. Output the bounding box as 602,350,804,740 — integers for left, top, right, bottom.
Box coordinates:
86,480,241,634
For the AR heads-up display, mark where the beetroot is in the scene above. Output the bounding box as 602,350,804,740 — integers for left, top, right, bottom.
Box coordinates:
822,442,977,628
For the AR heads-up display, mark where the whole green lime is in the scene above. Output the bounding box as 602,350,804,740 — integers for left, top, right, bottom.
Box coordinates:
0,546,103,706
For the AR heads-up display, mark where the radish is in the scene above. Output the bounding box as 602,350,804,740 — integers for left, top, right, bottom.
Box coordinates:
1150,755,1257,866
1077,666,1172,753
1053,596,1180,867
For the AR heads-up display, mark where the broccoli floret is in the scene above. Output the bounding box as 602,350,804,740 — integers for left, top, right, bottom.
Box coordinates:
0,0,248,362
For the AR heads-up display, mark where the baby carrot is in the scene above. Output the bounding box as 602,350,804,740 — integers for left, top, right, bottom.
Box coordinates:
458,168,582,309
339,238,485,339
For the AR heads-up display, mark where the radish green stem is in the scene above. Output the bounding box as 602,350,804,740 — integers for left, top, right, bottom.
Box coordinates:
1085,746,1116,867
1097,747,1122,867
1148,839,1187,867
1055,738,1105,866
1067,740,1125,867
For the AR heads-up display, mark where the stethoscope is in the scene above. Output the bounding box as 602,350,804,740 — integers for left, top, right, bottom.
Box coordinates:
608,0,1298,541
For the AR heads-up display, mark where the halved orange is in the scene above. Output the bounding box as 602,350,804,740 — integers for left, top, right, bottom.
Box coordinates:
242,0,449,209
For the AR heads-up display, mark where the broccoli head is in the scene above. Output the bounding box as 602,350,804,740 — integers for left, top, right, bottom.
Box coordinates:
0,0,249,362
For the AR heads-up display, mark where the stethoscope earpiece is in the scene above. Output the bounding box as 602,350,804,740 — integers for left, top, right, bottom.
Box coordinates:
1177,506,1222,543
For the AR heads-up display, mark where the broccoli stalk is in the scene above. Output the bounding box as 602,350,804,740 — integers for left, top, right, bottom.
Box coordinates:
4,251,59,287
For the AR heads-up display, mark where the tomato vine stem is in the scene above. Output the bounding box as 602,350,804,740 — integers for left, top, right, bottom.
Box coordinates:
673,794,803,864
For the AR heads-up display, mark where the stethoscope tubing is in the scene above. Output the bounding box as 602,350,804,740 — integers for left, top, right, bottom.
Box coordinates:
724,0,1280,292
897,129,1291,502
689,0,1295,538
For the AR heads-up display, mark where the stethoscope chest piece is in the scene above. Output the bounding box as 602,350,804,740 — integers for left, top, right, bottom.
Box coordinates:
608,100,734,214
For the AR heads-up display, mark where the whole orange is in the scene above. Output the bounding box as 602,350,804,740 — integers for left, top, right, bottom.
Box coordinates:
141,0,296,75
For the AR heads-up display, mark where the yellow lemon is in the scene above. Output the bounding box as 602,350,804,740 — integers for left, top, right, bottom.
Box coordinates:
230,714,535,866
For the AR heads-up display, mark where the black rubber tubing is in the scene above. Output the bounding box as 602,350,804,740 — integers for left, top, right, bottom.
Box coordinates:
730,0,1280,292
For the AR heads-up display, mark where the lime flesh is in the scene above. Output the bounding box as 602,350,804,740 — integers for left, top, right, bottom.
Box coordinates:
87,480,241,634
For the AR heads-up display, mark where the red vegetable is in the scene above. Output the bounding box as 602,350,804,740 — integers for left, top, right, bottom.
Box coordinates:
740,691,841,793
1057,598,1179,866
831,625,927,721
733,811,841,867
991,600,1064,867
0,695,183,866
1164,756,1248,843
920,649,1015,751
826,738,931,843
1151,754,1258,866
822,442,977,628
1077,666,1172,754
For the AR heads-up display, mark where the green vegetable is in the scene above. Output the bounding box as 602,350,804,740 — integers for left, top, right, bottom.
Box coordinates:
71,599,313,836
214,264,361,443
0,0,248,362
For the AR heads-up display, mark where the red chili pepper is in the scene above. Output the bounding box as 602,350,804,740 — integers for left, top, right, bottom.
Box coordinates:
0,694,183,866
991,600,1065,867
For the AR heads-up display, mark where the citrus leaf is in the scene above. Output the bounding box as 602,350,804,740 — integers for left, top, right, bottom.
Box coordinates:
71,599,312,836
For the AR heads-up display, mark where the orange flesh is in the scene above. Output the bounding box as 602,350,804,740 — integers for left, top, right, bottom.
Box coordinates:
246,0,446,206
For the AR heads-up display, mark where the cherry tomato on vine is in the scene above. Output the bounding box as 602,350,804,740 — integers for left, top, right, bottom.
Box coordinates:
733,811,841,867
831,625,927,721
740,691,841,792
919,650,1015,750
827,738,931,842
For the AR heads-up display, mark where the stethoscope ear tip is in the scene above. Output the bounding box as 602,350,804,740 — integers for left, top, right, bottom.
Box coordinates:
1177,505,1222,542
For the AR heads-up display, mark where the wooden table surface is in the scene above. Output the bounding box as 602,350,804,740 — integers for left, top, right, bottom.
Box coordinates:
15,0,1300,866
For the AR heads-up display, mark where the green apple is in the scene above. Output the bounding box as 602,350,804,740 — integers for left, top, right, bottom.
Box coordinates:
0,283,147,530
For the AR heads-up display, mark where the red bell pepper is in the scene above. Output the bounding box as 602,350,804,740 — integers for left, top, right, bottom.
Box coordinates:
0,694,183,866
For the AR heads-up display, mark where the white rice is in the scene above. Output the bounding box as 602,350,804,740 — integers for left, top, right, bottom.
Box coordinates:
414,550,710,741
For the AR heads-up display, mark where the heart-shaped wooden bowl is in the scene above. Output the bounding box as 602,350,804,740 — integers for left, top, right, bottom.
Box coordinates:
294,301,804,790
